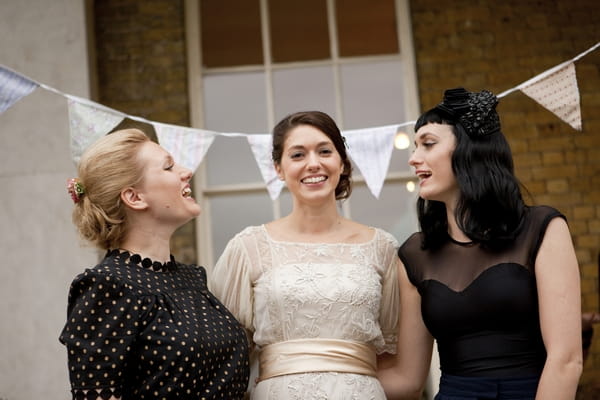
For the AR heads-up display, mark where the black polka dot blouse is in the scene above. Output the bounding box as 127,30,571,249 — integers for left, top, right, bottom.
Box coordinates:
59,250,250,400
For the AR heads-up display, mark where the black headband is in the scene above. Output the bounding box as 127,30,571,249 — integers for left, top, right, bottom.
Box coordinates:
434,87,501,139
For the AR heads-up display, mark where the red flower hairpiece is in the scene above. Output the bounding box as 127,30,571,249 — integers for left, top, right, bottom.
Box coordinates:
67,178,85,203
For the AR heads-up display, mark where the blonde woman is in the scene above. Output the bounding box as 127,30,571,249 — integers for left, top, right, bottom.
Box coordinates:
60,129,249,399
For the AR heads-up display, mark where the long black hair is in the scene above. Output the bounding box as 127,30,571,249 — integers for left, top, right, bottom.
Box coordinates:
414,104,526,250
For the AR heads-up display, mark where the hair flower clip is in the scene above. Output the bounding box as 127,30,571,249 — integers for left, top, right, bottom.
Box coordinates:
434,87,501,139
67,178,85,203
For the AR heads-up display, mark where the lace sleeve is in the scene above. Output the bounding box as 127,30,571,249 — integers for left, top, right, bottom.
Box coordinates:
208,234,255,334
377,230,400,354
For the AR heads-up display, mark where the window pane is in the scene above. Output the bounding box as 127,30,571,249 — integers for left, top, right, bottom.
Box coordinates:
269,0,330,62
349,181,418,244
210,192,274,259
203,72,268,185
203,72,268,132
336,0,399,57
340,60,410,173
388,125,413,174
201,0,263,67
273,66,337,121
205,136,263,186
340,60,405,130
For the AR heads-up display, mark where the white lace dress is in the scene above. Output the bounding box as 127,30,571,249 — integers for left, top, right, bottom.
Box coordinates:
208,225,399,400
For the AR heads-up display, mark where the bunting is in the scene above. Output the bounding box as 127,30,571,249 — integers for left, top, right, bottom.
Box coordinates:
67,96,124,163
345,125,398,198
247,134,285,200
1,41,598,199
0,65,39,114
155,123,217,172
519,61,581,131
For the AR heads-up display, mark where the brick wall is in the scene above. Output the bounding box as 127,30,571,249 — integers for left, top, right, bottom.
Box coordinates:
92,0,600,395
92,0,197,264
410,0,600,396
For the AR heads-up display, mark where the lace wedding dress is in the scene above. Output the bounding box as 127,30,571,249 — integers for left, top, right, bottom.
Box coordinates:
209,225,399,400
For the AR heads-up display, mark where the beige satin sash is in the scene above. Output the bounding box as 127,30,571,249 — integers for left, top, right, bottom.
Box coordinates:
257,338,377,382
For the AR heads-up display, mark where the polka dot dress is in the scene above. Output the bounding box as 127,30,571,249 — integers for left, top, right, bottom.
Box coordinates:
60,250,250,399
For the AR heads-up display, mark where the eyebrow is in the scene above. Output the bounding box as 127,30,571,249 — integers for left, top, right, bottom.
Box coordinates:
416,132,438,140
287,141,333,150
413,132,438,145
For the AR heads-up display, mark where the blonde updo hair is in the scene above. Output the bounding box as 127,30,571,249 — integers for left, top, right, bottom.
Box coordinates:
72,128,150,250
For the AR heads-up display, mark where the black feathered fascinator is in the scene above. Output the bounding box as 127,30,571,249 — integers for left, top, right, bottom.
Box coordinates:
434,87,501,139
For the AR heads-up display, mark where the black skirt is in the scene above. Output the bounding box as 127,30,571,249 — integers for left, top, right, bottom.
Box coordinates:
435,373,539,400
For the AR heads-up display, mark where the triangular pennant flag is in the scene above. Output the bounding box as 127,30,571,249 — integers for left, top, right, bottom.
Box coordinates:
344,124,397,198
519,61,582,131
154,123,216,172
68,97,124,164
247,134,285,200
0,65,39,114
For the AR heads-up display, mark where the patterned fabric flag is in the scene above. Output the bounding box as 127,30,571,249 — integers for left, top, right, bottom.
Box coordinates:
0,65,39,114
154,123,216,172
344,124,398,198
68,97,124,164
519,61,582,131
247,134,285,200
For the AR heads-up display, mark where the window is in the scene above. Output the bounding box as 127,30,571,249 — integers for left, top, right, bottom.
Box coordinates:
185,0,419,266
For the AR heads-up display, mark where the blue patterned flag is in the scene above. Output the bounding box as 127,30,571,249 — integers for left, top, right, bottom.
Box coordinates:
0,65,39,114
67,96,124,164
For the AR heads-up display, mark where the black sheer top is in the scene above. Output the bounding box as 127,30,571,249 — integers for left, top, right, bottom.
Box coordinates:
399,206,564,377
60,250,250,399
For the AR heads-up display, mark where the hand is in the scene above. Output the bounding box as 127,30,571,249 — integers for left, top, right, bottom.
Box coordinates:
582,312,600,332
582,312,599,361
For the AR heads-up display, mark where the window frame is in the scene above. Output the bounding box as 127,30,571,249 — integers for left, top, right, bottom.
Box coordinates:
184,0,420,267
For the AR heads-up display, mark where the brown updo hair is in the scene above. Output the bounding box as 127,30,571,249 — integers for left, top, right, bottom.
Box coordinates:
72,128,150,250
271,111,352,200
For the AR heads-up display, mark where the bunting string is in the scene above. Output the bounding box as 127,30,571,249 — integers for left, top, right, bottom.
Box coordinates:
1,41,598,199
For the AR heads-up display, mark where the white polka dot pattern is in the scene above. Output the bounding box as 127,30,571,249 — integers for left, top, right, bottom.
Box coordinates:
60,250,250,399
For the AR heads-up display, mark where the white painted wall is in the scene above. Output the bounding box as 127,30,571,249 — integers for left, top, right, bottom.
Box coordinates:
0,1,98,398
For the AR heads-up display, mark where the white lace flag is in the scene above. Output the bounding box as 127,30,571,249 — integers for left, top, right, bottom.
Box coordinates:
67,96,124,164
519,61,582,131
247,134,285,200
344,124,398,198
0,65,39,114
154,123,217,172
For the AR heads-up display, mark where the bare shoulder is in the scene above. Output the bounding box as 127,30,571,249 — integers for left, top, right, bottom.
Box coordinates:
539,216,573,251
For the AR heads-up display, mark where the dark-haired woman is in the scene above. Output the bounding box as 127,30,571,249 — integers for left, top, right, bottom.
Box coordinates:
208,111,400,399
379,88,582,399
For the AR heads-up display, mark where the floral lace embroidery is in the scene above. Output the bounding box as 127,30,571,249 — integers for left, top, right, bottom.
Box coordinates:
260,372,384,400
229,226,399,399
